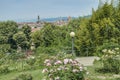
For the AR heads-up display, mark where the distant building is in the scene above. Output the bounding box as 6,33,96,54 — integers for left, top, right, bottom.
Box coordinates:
31,27,41,32
37,15,40,23
17,16,72,30
53,16,71,26
17,22,44,29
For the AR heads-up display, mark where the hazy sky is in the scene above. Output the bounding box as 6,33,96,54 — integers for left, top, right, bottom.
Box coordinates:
0,0,101,21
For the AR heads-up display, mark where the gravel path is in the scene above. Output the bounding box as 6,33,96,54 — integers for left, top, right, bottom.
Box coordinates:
76,56,99,66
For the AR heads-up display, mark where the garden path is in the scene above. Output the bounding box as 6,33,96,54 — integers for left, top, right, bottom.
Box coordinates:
76,56,100,66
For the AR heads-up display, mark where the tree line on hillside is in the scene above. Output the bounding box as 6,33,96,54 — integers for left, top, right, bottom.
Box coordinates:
0,0,120,57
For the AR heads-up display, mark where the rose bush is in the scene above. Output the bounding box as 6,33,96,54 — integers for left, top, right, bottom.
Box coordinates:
42,56,88,80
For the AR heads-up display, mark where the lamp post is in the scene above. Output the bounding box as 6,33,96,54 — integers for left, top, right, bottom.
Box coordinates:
70,32,75,56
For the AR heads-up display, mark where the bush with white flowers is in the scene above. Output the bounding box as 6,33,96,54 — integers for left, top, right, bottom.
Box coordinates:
101,47,120,74
42,56,88,80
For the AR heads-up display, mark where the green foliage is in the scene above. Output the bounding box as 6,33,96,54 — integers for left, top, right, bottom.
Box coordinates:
26,56,35,66
21,25,31,49
0,35,8,43
0,65,10,74
22,24,31,41
0,44,11,53
96,42,120,57
96,42,120,74
75,18,91,56
34,53,51,68
40,23,66,47
36,46,60,55
30,30,42,47
75,0,120,56
0,21,18,38
31,23,74,55
102,57,120,74
7,53,26,60
13,31,29,49
0,44,11,54
68,17,81,29
0,53,5,59
0,21,18,53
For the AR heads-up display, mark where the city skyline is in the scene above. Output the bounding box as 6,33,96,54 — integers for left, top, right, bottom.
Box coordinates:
0,0,107,21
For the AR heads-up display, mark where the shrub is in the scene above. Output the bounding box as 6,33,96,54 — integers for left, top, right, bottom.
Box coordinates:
26,56,35,66
36,46,60,55
102,57,120,74
6,52,26,60
0,53,5,59
0,58,5,65
42,54,88,80
34,53,51,69
96,42,120,57
12,73,33,80
0,65,10,74
98,47,120,74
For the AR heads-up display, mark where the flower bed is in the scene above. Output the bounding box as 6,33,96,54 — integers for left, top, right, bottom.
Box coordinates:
42,56,88,80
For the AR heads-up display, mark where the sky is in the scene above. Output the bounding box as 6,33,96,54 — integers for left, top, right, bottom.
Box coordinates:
0,0,102,21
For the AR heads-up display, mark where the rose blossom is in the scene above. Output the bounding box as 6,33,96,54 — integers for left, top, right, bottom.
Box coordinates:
54,60,62,65
57,68,61,71
64,59,69,64
79,66,83,71
86,71,89,75
55,76,60,80
102,49,107,53
44,59,50,64
72,69,79,73
42,68,48,73
46,63,51,66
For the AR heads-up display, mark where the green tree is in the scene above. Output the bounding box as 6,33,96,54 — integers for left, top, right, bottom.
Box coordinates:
13,31,29,50
75,0,120,56
0,44,11,54
0,21,18,53
31,30,42,47
22,24,31,41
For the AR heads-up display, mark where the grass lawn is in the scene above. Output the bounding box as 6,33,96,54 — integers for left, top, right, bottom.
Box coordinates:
86,60,120,80
0,69,44,80
86,66,120,80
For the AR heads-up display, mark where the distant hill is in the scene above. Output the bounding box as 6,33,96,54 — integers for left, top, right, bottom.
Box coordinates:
16,17,75,22
41,17,74,22
16,15,91,22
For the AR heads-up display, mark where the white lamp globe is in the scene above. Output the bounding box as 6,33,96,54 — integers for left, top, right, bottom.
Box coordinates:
70,32,75,37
